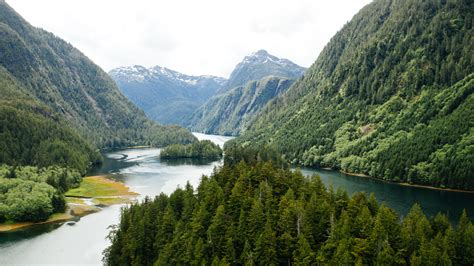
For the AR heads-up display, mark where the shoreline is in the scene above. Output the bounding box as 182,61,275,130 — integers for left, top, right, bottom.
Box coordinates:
0,175,138,233
0,213,74,233
394,182,474,194
300,166,474,194
125,145,152,149
337,169,474,194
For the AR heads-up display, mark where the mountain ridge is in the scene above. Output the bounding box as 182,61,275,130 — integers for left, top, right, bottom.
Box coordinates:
110,50,306,127
219,49,306,93
187,76,295,136
109,65,226,125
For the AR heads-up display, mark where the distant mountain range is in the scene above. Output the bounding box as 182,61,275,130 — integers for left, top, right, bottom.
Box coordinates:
109,66,226,125
110,50,306,128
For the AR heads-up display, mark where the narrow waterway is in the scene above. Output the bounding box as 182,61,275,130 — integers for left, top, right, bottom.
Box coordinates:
299,167,474,222
0,133,472,265
0,133,232,265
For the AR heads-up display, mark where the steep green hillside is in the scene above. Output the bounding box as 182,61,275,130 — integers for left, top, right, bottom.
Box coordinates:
0,67,100,223
0,68,99,174
229,0,474,190
0,2,196,223
0,1,196,150
188,76,294,136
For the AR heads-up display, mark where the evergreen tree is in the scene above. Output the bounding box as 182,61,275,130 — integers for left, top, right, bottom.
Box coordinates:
293,233,314,265
254,221,278,265
103,160,474,265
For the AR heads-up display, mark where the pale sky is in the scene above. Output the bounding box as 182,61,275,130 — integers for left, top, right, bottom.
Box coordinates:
7,0,372,77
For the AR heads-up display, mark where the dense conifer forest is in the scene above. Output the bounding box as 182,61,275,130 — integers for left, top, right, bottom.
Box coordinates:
104,149,474,265
160,140,223,160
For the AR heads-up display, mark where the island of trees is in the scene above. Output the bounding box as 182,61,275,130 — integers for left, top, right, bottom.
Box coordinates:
103,149,474,265
160,140,223,160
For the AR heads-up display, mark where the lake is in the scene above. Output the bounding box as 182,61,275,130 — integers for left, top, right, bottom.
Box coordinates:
0,133,472,265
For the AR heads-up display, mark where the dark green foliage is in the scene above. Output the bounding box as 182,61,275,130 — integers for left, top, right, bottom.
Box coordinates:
0,68,100,174
103,160,474,265
188,76,295,136
0,165,81,222
0,179,55,222
231,0,474,190
224,142,288,168
160,140,223,160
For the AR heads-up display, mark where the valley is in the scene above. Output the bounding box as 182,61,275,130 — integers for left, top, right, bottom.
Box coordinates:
111,50,307,130
1,133,472,265
0,0,473,264
0,133,230,264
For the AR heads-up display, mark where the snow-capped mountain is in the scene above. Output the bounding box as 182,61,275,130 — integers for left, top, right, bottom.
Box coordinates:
221,49,306,93
110,65,226,87
109,50,306,127
109,66,226,125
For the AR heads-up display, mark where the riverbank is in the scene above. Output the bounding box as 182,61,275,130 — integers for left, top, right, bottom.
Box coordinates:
0,175,138,232
126,145,152,149
338,170,474,194
0,213,74,232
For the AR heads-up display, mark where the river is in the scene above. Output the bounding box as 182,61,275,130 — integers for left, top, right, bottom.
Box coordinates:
0,133,473,265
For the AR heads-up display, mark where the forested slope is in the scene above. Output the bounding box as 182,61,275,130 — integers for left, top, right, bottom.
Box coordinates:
0,1,196,150
229,0,474,190
188,76,294,136
0,68,99,222
0,68,99,173
0,1,196,223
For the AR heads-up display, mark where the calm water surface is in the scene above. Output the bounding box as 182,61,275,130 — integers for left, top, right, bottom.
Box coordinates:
0,133,472,265
299,168,474,222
